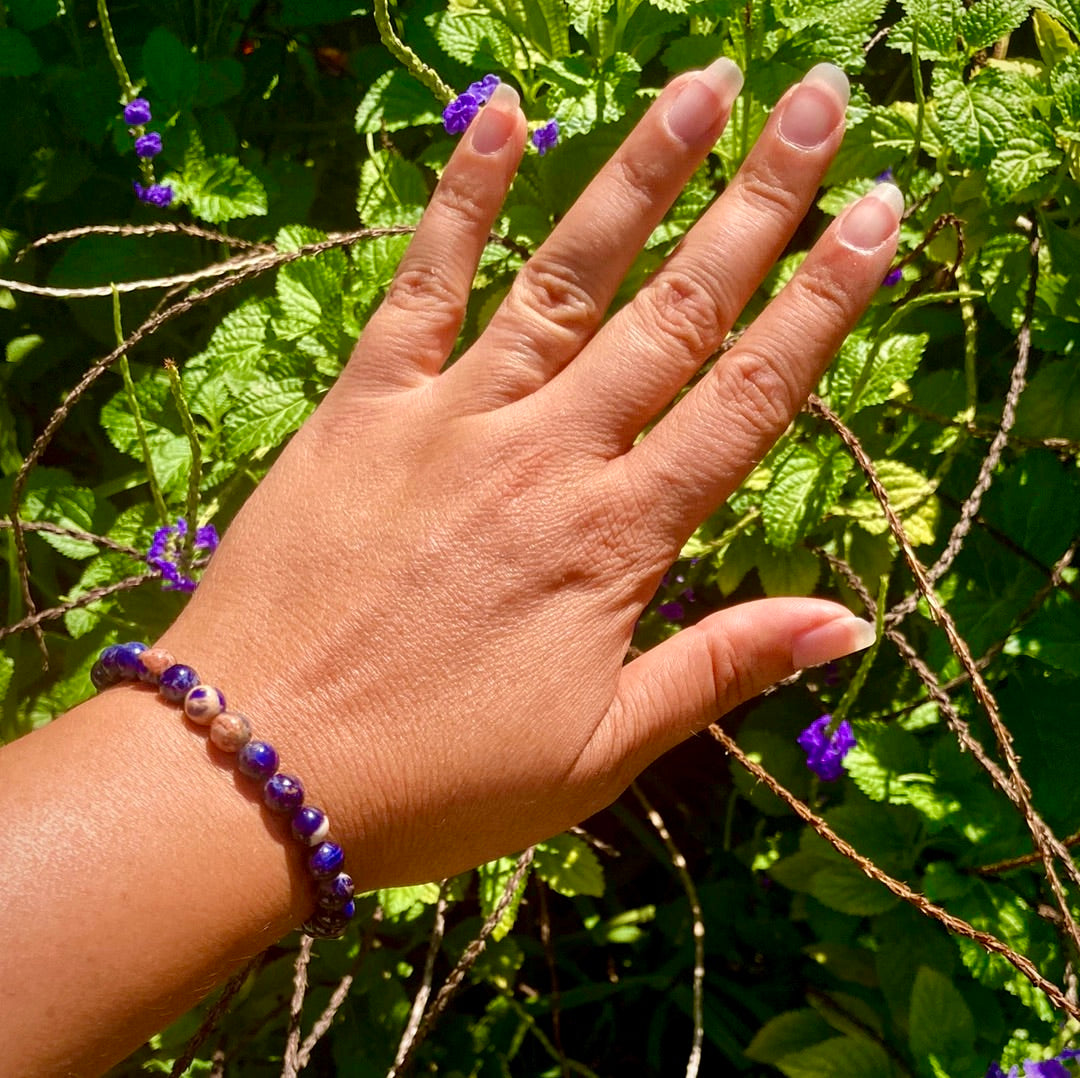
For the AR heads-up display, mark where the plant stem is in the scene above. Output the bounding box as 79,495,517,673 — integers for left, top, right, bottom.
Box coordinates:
373,0,454,105
112,289,168,523
96,0,136,101
830,575,887,725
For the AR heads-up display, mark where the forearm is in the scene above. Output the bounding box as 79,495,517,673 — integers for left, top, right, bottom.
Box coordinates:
0,682,314,1077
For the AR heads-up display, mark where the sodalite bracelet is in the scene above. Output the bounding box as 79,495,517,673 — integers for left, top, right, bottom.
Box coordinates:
91,641,356,939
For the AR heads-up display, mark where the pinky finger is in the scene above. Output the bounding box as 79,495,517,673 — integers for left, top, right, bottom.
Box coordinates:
340,83,527,393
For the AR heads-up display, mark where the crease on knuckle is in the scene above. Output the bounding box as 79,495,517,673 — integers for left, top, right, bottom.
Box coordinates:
609,153,670,216
721,347,798,436
734,167,802,222
701,627,747,717
384,265,465,334
638,268,721,358
433,170,492,232
509,258,601,343
788,263,851,326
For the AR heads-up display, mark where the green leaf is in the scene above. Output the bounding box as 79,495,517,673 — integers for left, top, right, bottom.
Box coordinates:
762,446,851,549
477,855,530,940
356,151,429,226
141,27,199,113
810,863,899,916
755,544,820,596
1051,52,1080,138
1034,10,1077,66
0,27,41,76
745,1010,833,1065
169,142,268,224
890,0,963,59
987,129,1062,200
533,832,604,896
731,728,812,815
843,721,928,804
538,53,642,140
0,652,13,707
435,12,519,68
20,473,98,559
835,460,938,542
829,332,929,414
909,966,976,1069
1033,0,1080,34
1015,359,1080,439
355,68,443,134
378,882,442,919
8,0,60,32
776,1035,893,1078
224,379,316,455
962,0,1032,53
1009,588,1080,674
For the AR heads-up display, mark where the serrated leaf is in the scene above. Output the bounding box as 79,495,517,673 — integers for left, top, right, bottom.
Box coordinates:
909,966,976,1066
355,68,443,134
776,1035,893,1078
962,0,1031,53
435,12,519,68
810,863,899,916
830,332,928,414
756,544,820,596
378,882,442,919
843,721,928,804
19,470,98,559
169,146,268,224
1035,10,1077,66
224,379,315,455
533,832,604,896
987,129,1062,199
762,447,851,549
746,1010,834,1064
836,460,937,541
1033,0,1080,34
0,27,41,76
890,0,963,59
478,855,530,940
356,151,428,226
538,53,641,140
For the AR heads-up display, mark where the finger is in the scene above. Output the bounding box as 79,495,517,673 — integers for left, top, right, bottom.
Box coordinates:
547,63,851,450
340,83,526,393
440,59,744,410
619,183,904,544
576,599,874,781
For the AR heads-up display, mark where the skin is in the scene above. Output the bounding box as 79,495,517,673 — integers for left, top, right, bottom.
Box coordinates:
0,63,899,1076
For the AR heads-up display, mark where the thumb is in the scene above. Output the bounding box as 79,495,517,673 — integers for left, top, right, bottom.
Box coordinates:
584,599,874,781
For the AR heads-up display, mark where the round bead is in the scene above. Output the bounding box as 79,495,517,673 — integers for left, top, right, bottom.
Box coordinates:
115,642,148,679
302,901,354,939
184,684,226,725
209,711,252,752
317,872,354,909
308,842,345,880
159,663,199,702
291,806,329,846
238,740,279,781
138,647,176,684
99,644,124,678
264,773,304,814
90,659,116,690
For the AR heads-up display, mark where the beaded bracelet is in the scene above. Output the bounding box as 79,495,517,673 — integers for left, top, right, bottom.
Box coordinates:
91,641,356,939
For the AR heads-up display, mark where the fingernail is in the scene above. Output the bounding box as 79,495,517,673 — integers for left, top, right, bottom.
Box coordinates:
838,182,904,252
666,57,744,143
471,82,519,155
792,617,876,670
778,62,849,150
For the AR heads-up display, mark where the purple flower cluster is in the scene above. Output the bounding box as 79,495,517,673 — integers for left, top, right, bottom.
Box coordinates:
531,119,559,156
442,74,501,134
988,1049,1080,1077
146,518,220,592
797,714,856,781
123,97,172,207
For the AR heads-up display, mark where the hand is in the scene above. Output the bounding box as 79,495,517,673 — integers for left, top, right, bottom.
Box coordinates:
160,60,898,888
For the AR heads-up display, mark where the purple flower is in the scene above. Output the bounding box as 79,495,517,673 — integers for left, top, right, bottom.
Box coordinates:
467,74,500,104
124,97,152,125
146,518,220,591
883,266,903,287
133,181,174,207
135,132,162,158
443,92,480,134
988,1049,1080,1077
875,167,894,183
797,714,856,781
658,601,685,622
531,119,559,156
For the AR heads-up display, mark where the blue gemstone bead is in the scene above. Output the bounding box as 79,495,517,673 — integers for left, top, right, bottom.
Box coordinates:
291,806,329,845
264,773,304,813
115,642,148,679
159,663,199,702
308,842,345,880
99,644,124,678
317,872,354,909
238,740,279,781
90,660,116,690
302,904,352,938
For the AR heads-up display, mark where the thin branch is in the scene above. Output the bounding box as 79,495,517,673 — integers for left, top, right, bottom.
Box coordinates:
0,518,142,558
282,935,314,1078
390,881,451,1072
389,848,535,1077
16,222,273,260
0,573,154,642
535,878,568,1078
631,782,704,1078
707,722,1080,1021
168,953,265,1078
977,831,1080,877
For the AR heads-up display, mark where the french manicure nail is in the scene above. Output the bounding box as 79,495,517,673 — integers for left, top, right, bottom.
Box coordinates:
470,82,519,155
778,62,849,150
838,182,904,252
791,616,876,670
666,57,744,143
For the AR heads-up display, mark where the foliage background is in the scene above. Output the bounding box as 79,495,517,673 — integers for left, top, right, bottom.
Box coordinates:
2,0,1080,1073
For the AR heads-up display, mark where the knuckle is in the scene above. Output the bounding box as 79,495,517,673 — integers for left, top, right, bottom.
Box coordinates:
510,258,601,343
637,268,722,357
382,264,465,345
722,347,799,435
609,153,670,216
789,264,852,326
702,628,748,715
734,166,803,223
434,169,492,231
